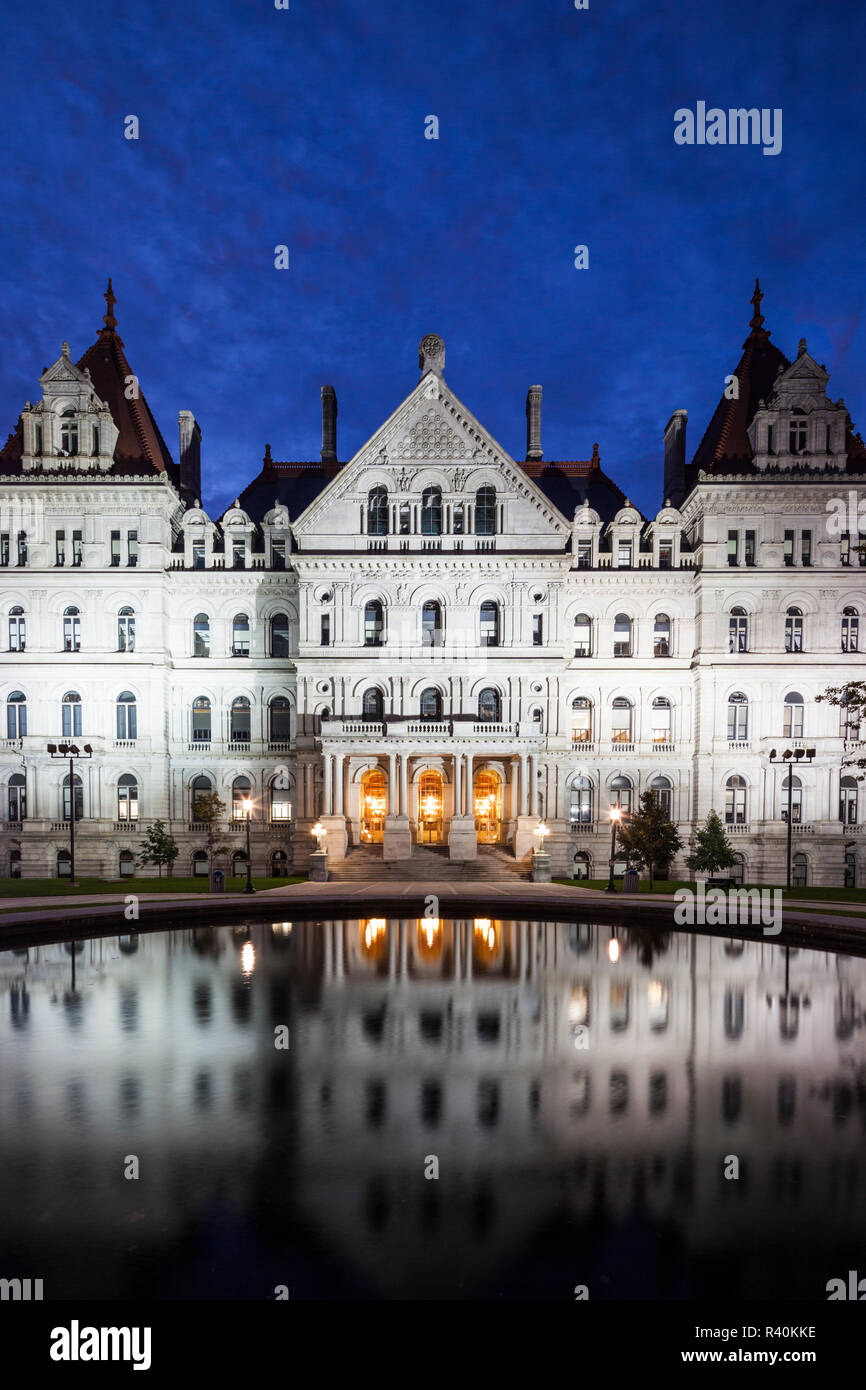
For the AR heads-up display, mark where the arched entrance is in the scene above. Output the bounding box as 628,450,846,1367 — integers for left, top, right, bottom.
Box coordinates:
360,768,388,843
474,769,502,844
417,770,444,844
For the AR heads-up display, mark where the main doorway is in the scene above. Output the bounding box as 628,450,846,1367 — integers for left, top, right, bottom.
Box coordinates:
417,770,444,844
474,769,502,844
361,768,388,843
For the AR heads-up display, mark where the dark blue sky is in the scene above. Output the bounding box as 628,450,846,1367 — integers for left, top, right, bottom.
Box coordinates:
1,0,864,518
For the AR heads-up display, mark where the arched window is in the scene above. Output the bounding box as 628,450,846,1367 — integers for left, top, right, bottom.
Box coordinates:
574,613,592,657
271,849,289,877
119,850,135,878
842,607,859,653
420,687,442,719
480,600,500,647
62,772,83,822
421,487,442,536
611,697,632,743
192,849,209,877
781,774,803,824
421,600,443,647
478,688,501,722
364,600,384,647
60,409,78,454
610,775,632,812
191,774,212,820
8,606,25,652
232,850,247,878
651,697,671,744
362,688,384,719
783,690,804,739
840,776,858,826
653,613,671,656
8,772,26,821
57,849,72,878
232,776,252,820
270,774,292,822
269,696,291,741
785,606,803,653
840,696,861,741
193,613,210,658
571,696,592,745
230,696,251,742
570,776,593,824
6,691,26,739
613,613,632,657
117,606,135,652
475,486,496,536
116,691,137,740
573,851,591,880
792,852,808,888
61,691,82,737
117,773,139,821
727,692,749,741
63,605,80,652
191,696,211,742
650,775,672,815
725,775,747,825
729,607,748,653
367,486,389,536
270,612,290,658
232,613,250,657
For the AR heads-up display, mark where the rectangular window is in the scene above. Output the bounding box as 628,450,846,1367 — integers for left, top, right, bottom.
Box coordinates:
842,532,851,566
72,530,83,566
17,532,26,565
399,504,411,535
321,614,330,647
271,540,286,570
659,540,673,570
232,540,245,569
577,539,592,569
800,530,811,567
783,529,794,566
617,540,632,568
452,505,464,535
55,530,66,566
192,540,205,570
0,534,8,566
727,530,739,566
110,530,121,566
127,530,139,566
532,614,543,647
744,530,756,566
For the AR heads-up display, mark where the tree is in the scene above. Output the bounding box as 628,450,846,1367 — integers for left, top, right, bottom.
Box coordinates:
616,790,684,890
137,819,179,878
817,680,866,776
686,810,736,879
192,790,230,874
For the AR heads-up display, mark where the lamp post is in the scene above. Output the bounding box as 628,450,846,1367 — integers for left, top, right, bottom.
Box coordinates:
241,796,256,894
768,746,816,889
531,819,551,881
47,742,92,888
605,806,622,893
310,819,328,882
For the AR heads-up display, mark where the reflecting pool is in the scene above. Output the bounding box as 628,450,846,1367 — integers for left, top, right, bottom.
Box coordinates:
1,918,864,1299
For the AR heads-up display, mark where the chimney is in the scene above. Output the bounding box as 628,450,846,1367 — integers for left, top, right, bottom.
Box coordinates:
178,411,201,504
321,385,337,463
663,409,688,508
525,385,543,462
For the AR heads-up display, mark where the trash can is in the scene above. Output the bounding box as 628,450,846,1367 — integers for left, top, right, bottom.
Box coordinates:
623,868,640,893
211,868,225,894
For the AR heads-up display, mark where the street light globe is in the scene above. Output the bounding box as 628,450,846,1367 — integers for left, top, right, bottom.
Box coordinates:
241,797,252,815
535,821,549,840
610,807,622,822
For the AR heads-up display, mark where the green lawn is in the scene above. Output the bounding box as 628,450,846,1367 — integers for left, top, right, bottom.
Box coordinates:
554,878,866,903
0,876,306,898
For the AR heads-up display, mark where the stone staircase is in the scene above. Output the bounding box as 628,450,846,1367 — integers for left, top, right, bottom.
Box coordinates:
328,843,531,883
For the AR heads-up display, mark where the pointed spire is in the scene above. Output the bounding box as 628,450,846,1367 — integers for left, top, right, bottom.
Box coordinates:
103,278,118,332
745,277,771,343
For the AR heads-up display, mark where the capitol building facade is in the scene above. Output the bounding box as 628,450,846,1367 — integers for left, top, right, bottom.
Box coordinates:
0,282,864,885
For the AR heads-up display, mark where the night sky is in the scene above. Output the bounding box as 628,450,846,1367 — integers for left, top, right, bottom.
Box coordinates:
0,0,863,518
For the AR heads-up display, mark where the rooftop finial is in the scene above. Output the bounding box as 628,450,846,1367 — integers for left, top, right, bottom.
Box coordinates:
749,278,765,335
103,277,117,331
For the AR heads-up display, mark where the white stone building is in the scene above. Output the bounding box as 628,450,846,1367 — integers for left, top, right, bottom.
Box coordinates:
0,282,864,884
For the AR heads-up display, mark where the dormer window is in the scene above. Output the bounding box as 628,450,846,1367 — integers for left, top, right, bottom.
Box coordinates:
788,412,807,454
617,540,632,568
576,539,592,569
60,410,78,454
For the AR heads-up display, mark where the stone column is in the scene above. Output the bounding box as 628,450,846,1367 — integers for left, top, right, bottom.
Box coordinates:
334,753,344,816
520,754,529,815
454,751,462,817
323,753,333,815
399,753,409,819
388,751,397,813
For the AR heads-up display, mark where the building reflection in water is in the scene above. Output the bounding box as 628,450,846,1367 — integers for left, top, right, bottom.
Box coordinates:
1,919,865,1300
